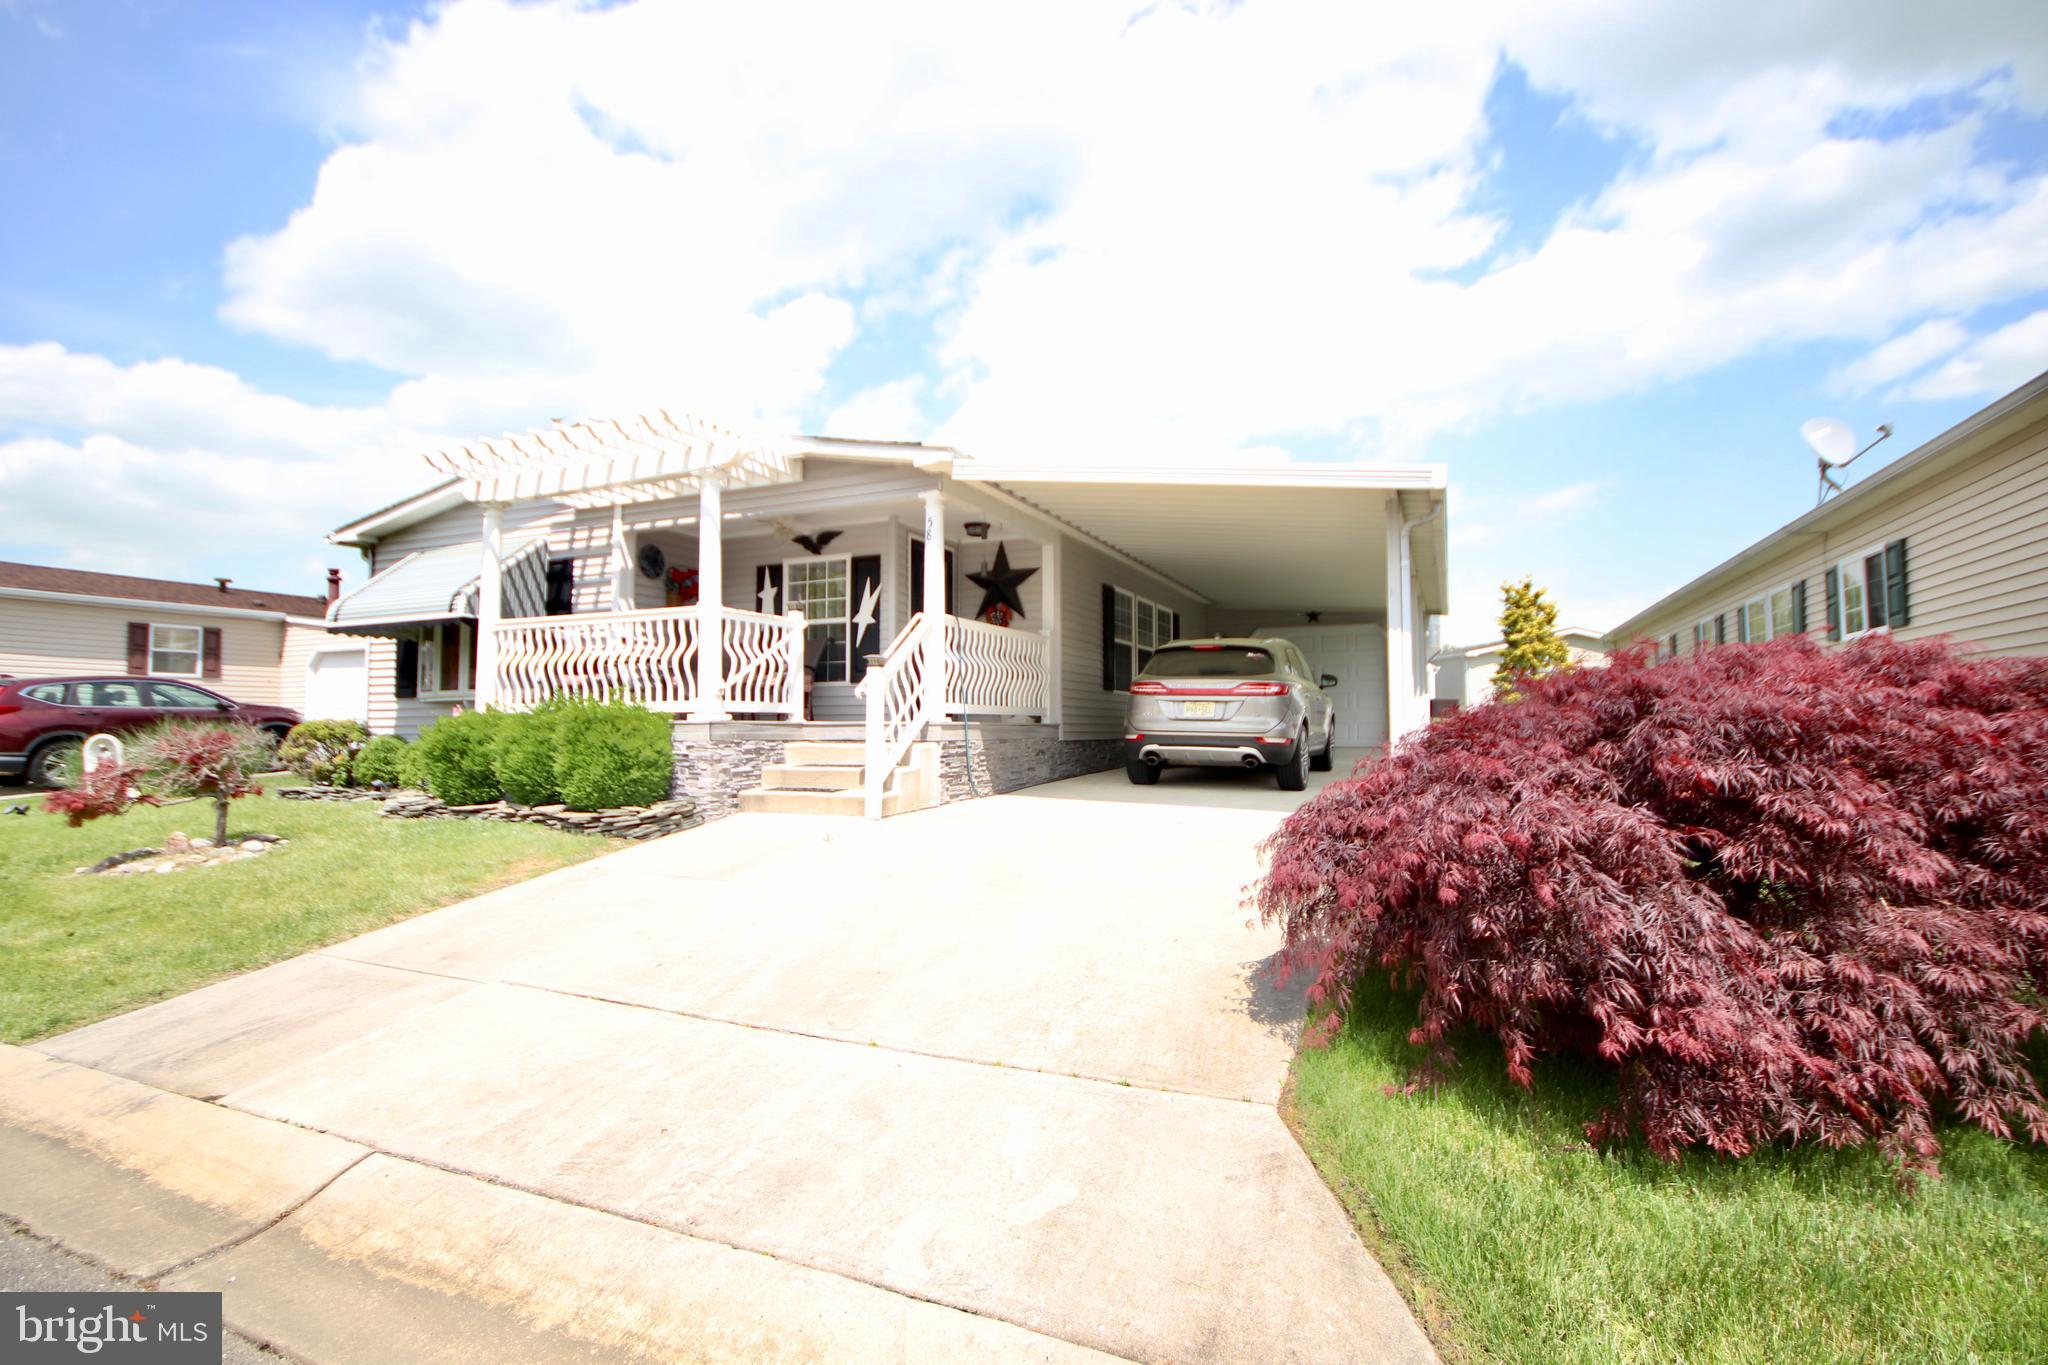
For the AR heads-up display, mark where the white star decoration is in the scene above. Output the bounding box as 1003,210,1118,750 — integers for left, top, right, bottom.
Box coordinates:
853,580,880,633
758,580,779,613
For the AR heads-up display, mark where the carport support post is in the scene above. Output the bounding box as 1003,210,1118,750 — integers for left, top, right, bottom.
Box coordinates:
475,502,505,711
1383,497,1408,744
920,488,948,725
696,476,729,720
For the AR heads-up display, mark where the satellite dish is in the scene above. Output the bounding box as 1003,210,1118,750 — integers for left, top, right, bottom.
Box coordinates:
1801,417,1857,466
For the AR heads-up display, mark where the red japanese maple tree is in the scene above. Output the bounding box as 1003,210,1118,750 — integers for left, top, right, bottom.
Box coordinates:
45,720,272,845
1256,635,2048,1175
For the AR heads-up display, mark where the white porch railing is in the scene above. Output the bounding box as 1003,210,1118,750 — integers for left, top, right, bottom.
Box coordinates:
493,604,804,719
857,612,931,820
945,616,1049,717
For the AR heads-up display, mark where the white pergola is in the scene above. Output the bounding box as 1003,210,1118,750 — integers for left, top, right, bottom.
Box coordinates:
429,408,950,728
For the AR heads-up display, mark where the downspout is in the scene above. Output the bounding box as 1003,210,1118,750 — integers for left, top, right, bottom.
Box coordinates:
1396,498,1444,736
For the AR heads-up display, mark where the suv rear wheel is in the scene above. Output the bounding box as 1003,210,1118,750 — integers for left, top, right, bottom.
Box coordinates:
1275,727,1309,792
1125,756,1160,785
28,737,82,789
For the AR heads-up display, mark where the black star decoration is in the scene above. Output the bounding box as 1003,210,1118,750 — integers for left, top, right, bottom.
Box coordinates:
967,542,1038,620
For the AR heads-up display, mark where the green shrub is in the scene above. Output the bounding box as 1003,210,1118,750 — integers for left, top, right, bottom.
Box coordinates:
396,739,429,791
553,698,671,810
410,710,508,805
493,699,569,806
278,719,368,785
351,735,411,787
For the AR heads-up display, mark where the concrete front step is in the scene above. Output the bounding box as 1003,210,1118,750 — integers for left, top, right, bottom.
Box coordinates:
737,787,910,818
761,764,865,791
782,740,866,767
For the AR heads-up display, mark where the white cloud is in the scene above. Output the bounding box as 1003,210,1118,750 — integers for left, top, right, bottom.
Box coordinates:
10,0,2048,636
1895,308,2048,401
1826,317,1969,393
1525,480,1603,516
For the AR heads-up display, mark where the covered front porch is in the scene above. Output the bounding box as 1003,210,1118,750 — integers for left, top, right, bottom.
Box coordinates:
370,415,1059,816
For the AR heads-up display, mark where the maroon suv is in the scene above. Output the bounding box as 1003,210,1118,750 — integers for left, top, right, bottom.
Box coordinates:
0,676,303,787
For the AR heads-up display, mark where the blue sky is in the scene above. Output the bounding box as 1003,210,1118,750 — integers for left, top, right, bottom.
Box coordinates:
3,0,2045,639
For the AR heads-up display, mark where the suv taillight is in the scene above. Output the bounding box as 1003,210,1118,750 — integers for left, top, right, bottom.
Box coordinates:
1231,681,1288,696
0,703,18,717
1128,681,1170,695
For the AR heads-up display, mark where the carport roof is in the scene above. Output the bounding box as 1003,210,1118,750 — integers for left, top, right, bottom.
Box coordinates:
958,463,1447,614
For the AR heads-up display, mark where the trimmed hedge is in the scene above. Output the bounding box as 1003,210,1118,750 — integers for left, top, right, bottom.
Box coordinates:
409,697,672,810
410,710,508,805
351,735,411,787
553,698,673,810
278,719,368,785
493,698,568,806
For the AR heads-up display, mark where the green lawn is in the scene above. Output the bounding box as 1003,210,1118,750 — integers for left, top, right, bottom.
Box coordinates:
0,786,617,1042
1289,977,2048,1365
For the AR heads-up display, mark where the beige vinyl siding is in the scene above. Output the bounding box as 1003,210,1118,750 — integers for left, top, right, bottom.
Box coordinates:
1056,533,1208,741
0,598,287,702
1625,413,2048,658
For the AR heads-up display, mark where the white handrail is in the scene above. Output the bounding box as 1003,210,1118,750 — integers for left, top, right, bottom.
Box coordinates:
491,604,804,718
862,611,929,818
945,617,1048,717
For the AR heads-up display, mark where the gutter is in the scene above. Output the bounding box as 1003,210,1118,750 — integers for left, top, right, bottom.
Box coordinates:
0,586,314,623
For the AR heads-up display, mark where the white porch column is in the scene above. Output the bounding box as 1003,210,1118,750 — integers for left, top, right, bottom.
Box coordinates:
1041,532,1062,725
1383,496,1409,746
920,488,947,723
609,503,633,611
475,502,505,710
696,476,728,720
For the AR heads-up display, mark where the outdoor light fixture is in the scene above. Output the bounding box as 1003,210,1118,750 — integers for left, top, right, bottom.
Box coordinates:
964,520,991,539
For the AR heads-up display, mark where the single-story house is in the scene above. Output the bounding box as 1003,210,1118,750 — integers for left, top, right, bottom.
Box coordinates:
324,411,1449,818
1431,627,1609,709
1606,368,2048,660
0,561,339,710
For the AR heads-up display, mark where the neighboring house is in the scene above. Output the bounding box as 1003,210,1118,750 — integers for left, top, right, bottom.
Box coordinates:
0,561,340,710
1606,369,2048,661
325,412,1449,818
1432,627,1609,708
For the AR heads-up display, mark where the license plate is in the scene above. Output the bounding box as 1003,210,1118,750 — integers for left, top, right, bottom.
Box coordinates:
1180,700,1217,718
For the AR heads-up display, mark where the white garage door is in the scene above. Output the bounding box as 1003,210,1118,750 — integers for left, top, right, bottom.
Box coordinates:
303,647,369,723
1257,623,1388,750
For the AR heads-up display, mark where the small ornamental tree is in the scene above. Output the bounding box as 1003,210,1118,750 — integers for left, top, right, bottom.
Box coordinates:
47,720,273,845
1256,636,2048,1177
1490,577,1570,699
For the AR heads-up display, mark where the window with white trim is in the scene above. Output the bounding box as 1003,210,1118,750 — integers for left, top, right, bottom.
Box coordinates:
1838,548,1888,639
1692,618,1716,652
1110,586,1177,688
1736,596,1767,643
785,556,850,682
149,624,202,676
1769,584,1798,639
416,622,475,697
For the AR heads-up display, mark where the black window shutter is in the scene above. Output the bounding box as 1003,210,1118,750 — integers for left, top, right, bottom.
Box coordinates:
755,563,784,614
1824,567,1841,641
849,555,882,682
126,622,149,674
1667,632,1679,658
1884,539,1909,626
1101,584,1117,690
202,627,223,678
1715,613,1727,645
1791,581,1807,634
944,549,957,615
395,637,419,699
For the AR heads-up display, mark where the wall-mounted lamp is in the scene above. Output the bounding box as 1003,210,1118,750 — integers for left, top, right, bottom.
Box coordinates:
963,521,991,539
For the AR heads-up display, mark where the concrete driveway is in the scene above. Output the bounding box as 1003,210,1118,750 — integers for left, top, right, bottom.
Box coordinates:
2,752,1433,1363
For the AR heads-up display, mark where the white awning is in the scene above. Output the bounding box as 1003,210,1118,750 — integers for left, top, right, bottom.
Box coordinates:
424,410,804,509
328,538,549,631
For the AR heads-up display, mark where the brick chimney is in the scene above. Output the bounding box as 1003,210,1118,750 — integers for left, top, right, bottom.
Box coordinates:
325,568,343,606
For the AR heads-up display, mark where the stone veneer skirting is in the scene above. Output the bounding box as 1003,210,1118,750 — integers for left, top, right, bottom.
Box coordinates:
671,721,1122,823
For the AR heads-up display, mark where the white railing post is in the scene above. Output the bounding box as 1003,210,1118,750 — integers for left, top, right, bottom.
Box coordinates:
697,478,728,721
785,609,806,720
475,502,504,710
920,488,947,727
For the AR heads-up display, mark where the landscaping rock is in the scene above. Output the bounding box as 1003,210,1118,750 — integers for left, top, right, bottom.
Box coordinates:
373,793,699,839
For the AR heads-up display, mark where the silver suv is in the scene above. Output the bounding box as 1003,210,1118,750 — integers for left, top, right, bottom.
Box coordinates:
1123,638,1337,790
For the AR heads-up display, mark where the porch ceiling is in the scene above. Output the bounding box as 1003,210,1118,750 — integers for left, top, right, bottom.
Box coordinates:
979,477,1411,611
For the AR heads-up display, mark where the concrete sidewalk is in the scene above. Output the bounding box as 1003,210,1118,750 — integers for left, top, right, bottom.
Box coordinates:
3,756,1434,1363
